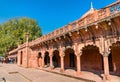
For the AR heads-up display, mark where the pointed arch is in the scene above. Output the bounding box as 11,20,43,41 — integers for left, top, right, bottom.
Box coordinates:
53,50,60,67
81,45,103,72
44,51,50,67
64,47,76,70
37,52,42,67
110,41,120,74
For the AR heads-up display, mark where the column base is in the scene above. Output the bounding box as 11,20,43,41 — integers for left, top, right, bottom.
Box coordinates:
103,74,111,80
76,71,82,75
41,65,45,69
49,66,54,70
60,69,64,73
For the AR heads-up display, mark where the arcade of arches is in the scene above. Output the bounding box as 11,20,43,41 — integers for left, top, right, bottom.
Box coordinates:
9,0,120,80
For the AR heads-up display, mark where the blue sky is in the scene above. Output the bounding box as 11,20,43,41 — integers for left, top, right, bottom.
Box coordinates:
0,0,117,35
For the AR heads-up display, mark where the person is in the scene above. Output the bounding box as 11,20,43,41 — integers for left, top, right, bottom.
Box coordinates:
4,57,9,63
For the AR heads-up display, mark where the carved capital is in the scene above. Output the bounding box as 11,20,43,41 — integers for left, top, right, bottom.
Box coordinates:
62,47,66,52
60,53,65,57
49,55,53,57
77,52,82,57
69,32,72,36
102,51,110,57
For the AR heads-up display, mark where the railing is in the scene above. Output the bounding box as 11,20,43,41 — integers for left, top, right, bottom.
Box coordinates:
110,2,120,14
24,1,120,47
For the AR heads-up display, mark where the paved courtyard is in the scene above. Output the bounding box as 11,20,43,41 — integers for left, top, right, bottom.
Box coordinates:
0,63,120,82
0,63,86,82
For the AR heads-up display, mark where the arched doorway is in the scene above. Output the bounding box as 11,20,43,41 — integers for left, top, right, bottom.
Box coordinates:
53,50,60,68
38,52,42,67
81,45,103,73
64,48,76,69
111,41,120,74
69,53,75,67
44,51,50,67
20,51,23,65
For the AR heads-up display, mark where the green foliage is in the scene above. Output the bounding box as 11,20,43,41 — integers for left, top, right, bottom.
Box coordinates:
0,17,42,55
0,54,4,57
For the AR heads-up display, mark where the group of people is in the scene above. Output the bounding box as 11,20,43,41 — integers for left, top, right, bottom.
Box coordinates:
0,57,15,64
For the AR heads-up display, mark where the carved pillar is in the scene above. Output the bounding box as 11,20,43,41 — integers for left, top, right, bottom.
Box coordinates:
74,43,82,74
26,32,29,68
49,54,54,70
103,38,110,80
36,52,39,68
100,36,110,80
17,40,20,65
60,54,65,72
103,52,110,80
76,54,81,74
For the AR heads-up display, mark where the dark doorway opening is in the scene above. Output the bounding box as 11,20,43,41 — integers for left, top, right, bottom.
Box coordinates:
53,50,60,67
53,55,58,67
69,53,75,67
44,52,50,66
64,48,76,69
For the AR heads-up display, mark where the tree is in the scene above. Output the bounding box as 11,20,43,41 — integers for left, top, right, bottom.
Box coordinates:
0,17,42,55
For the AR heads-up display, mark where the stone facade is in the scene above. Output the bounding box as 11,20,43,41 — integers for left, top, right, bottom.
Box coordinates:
9,0,120,80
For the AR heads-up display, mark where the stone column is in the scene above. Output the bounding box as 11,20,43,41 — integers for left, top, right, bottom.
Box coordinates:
17,40,21,66
49,55,54,70
74,43,82,74
101,37,111,80
103,52,110,80
60,54,65,72
76,53,82,74
36,52,39,68
26,32,29,68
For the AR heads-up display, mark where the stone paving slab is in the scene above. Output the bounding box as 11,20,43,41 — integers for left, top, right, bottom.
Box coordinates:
0,64,85,82
0,64,120,82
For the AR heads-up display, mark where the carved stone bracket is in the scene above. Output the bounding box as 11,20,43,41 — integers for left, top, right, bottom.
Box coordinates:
69,32,72,36
102,51,110,57
77,52,82,57
60,53,65,57
62,47,66,52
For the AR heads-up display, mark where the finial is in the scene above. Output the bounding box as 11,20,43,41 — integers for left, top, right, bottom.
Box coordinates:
91,2,93,9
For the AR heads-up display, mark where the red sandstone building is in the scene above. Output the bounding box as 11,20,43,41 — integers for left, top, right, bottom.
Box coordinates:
9,0,120,81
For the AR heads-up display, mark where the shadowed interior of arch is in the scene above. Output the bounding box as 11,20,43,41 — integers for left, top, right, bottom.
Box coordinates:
44,51,50,67
52,50,60,68
81,45,103,74
110,41,120,75
64,48,76,70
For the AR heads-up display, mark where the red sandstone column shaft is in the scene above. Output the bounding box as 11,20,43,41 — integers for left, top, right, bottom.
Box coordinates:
49,55,53,70
102,37,110,80
77,55,81,74
60,55,64,72
17,40,20,65
74,43,81,74
103,55,110,80
42,55,45,68
26,33,29,68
